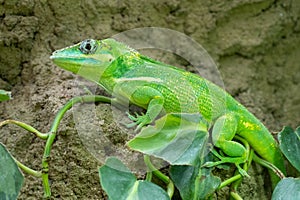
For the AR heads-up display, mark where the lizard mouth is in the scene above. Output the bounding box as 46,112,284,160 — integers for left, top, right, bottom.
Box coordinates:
50,54,96,64
50,53,102,73
50,52,108,83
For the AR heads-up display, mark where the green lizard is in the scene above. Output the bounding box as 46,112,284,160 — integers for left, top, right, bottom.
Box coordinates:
50,38,286,187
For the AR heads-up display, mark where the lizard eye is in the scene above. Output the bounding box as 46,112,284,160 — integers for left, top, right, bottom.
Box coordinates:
79,39,98,54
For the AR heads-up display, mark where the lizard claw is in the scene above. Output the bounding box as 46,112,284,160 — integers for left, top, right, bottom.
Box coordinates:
126,112,141,121
202,149,249,177
126,112,151,132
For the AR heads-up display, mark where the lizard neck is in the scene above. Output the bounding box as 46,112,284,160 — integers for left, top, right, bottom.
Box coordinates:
99,52,142,93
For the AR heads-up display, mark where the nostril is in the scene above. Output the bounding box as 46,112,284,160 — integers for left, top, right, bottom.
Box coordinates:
50,51,57,59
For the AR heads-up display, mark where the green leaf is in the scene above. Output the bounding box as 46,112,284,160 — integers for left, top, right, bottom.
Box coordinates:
272,178,300,200
0,90,12,102
128,113,208,165
278,126,300,172
0,143,24,200
170,165,196,199
195,168,221,200
170,157,221,200
99,157,170,200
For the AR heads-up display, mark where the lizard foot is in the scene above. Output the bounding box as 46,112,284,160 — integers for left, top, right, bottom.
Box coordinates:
126,112,151,132
202,149,249,177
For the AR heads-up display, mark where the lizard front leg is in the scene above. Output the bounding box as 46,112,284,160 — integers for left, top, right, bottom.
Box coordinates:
126,86,164,130
207,112,248,176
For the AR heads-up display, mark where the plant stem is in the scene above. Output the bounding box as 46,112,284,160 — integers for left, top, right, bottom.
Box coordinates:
14,158,42,177
219,174,242,189
0,120,48,139
40,95,111,199
144,155,174,198
230,191,243,200
1,95,113,198
145,171,153,181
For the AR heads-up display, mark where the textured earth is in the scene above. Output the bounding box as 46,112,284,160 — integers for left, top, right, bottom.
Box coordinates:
0,0,299,199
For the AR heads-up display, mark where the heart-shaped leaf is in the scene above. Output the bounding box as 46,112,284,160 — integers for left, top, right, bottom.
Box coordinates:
128,113,208,165
278,126,300,171
272,178,300,200
170,154,220,200
0,143,24,199
99,157,170,200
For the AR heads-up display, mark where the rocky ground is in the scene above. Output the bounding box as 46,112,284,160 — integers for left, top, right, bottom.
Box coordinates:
0,0,299,199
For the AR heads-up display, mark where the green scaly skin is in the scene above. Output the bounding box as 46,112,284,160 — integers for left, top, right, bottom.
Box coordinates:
50,38,286,187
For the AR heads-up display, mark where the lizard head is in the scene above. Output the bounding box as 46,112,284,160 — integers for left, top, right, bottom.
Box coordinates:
50,38,134,83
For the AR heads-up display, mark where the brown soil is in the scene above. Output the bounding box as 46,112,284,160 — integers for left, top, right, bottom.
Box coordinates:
0,0,299,199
